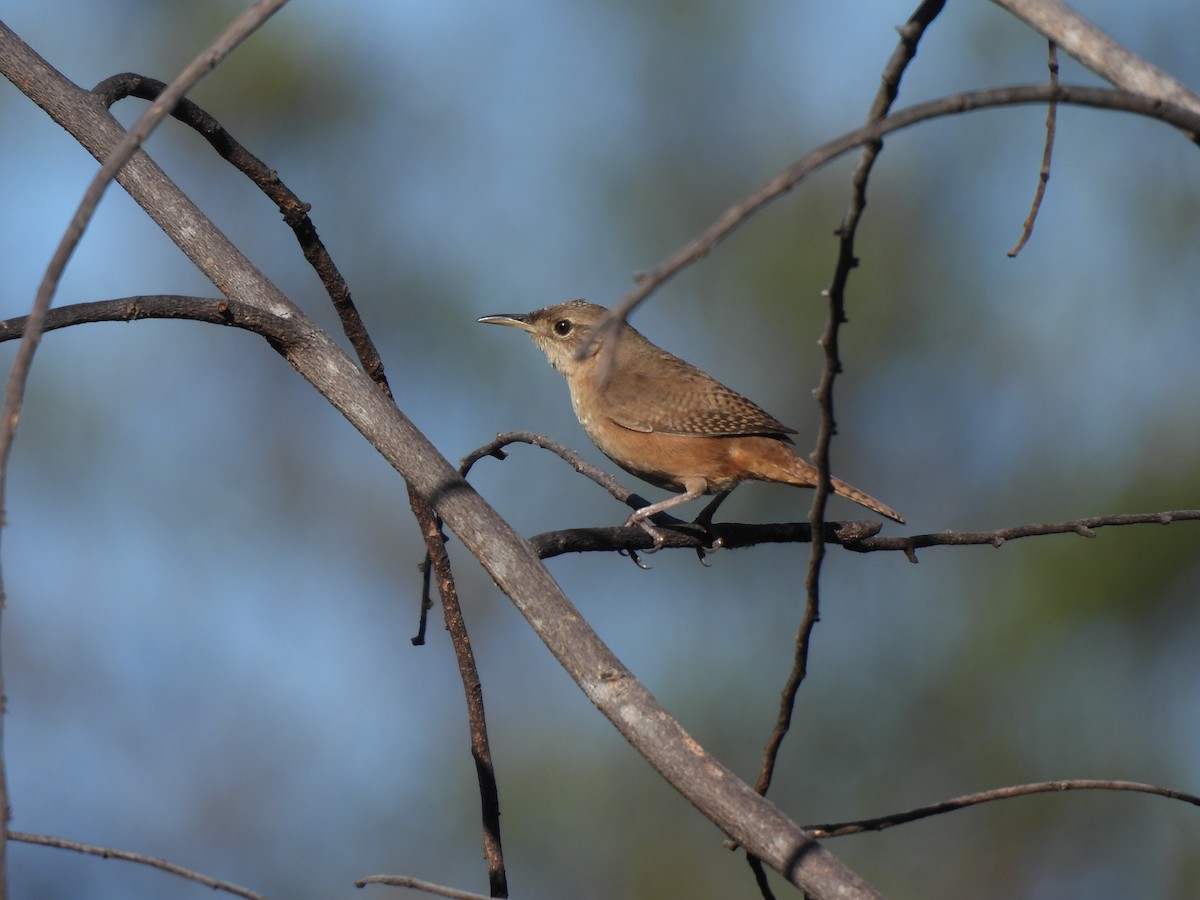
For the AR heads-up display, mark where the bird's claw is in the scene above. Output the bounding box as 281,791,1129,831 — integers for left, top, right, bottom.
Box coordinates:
694,532,724,563
627,515,668,554
619,547,653,570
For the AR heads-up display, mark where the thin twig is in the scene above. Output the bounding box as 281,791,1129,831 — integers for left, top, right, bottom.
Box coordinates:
843,509,1200,561
357,874,494,900
746,856,777,900
10,831,264,899
805,779,1200,838
0,296,305,350
755,0,948,810
1008,41,1059,257
91,73,390,391
460,431,651,512
528,520,882,559
412,503,508,897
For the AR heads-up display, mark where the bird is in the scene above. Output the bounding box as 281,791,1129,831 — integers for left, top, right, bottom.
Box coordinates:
479,299,904,551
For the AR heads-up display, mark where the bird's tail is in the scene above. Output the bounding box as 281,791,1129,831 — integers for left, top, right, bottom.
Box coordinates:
828,474,906,524
734,436,906,524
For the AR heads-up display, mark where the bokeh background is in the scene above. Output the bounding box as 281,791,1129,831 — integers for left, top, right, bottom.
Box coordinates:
2,1,1199,897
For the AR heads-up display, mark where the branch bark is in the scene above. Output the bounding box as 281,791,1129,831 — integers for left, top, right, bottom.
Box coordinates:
991,0,1200,117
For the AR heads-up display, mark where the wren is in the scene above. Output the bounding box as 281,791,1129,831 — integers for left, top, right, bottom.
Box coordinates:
479,299,904,550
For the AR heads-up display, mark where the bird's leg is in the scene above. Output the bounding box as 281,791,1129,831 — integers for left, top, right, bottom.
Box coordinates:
625,479,708,553
693,490,732,553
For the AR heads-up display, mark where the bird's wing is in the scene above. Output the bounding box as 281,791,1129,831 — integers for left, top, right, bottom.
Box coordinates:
603,360,797,438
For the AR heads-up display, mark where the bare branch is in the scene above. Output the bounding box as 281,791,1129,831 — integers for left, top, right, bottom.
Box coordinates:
413,505,508,897
806,779,1200,838
10,831,264,899
844,510,1200,561
91,72,392,394
992,0,1200,119
461,431,649,512
528,520,883,560
589,83,1200,372
1008,41,1059,257
357,874,494,900
0,296,246,336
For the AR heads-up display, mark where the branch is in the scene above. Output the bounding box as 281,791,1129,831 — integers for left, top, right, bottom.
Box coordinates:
0,295,306,357
843,510,1200,562
589,82,1200,376
91,72,391,392
805,779,1200,838
991,0,1200,118
460,431,649,512
459,432,881,559
357,874,494,900
1008,41,1059,257
10,831,264,899
0,27,876,898
412,510,507,897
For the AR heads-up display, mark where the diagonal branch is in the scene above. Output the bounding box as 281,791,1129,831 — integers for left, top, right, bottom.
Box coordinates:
0,26,876,898
357,874,494,900
414,508,508,897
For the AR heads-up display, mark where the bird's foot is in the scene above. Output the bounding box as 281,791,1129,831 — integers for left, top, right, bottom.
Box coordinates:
626,513,669,554
683,517,724,561
618,515,668,570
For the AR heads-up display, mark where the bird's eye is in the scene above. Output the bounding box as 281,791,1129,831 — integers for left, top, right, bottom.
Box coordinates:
553,319,573,336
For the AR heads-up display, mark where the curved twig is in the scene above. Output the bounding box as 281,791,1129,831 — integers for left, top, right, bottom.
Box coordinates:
589,82,1200,376
357,874,493,900
412,509,507,895
91,72,390,393
1008,41,1059,257
992,0,1200,118
460,431,648,512
805,779,1200,838
10,831,264,899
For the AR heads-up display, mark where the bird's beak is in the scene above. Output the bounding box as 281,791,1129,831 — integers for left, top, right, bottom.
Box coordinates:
478,313,534,332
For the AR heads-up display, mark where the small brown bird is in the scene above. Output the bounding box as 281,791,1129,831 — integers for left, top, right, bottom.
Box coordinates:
479,299,904,549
